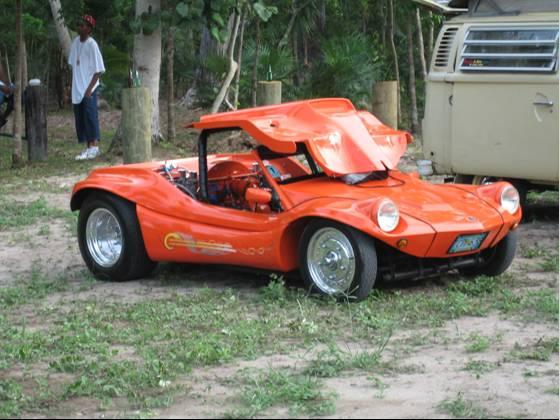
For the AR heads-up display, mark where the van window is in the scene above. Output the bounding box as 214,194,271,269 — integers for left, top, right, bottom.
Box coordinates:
460,27,559,73
472,0,559,16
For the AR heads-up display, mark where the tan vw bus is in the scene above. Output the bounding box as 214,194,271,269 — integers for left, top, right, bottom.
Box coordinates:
420,0,559,201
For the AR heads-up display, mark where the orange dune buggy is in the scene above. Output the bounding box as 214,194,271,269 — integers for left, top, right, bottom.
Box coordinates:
71,99,521,301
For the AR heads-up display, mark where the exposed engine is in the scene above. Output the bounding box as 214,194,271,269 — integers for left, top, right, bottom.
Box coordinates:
156,161,281,213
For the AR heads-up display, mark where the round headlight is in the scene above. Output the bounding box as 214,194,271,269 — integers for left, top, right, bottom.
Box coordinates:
500,186,520,214
377,199,400,232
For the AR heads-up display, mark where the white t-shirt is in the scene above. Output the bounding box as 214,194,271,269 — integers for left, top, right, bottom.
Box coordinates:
68,37,105,104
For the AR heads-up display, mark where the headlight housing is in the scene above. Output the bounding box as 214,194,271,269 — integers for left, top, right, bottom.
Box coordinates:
376,199,400,232
500,186,520,214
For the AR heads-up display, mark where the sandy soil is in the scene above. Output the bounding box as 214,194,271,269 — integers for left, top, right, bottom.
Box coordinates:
1,133,558,418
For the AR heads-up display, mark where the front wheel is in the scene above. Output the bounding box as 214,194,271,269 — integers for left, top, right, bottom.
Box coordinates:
299,220,377,302
461,230,518,277
78,192,157,281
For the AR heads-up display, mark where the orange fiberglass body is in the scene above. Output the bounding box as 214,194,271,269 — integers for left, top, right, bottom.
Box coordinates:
72,98,522,300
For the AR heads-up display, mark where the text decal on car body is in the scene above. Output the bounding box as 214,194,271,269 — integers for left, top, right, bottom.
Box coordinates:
164,233,236,255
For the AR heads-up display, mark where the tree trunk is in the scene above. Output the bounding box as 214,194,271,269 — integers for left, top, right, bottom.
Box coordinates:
166,29,175,142
381,0,387,49
122,88,152,163
211,11,241,114
3,48,11,81
318,1,326,34
233,10,246,110
278,0,300,50
0,51,6,83
22,40,28,87
293,28,301,86
133,0,163,143
48,0,72,61
416,8,428,81
427,11,435,65
407,21,419,135
13,0,23,167
388,0,401,124
251,19,261,107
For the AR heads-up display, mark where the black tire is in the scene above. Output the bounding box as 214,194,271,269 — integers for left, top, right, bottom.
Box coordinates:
78,192,157,281
461,230,518,277
454,174,474,184
298,220,377,302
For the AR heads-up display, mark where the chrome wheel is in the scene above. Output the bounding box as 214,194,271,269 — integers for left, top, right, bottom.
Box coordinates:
307,227,356,295
85,208,124,268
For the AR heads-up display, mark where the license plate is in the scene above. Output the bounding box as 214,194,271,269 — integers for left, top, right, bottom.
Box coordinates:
449,233,488,254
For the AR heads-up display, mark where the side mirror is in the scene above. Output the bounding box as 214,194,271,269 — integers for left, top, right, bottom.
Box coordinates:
246,187,272,205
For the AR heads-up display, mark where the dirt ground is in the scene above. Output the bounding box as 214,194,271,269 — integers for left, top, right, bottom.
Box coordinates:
0,110,558,418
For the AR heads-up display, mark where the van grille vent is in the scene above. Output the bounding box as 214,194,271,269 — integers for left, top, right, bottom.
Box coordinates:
460,28,559,73
434,27,459,68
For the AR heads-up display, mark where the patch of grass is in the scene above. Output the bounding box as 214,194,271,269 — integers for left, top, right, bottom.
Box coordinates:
0,197,71,230
0,268,69,308
527,190,559,205
521,245,549,259
522,290,559,322
546,388,559,396
464,360,498,378
0,379,26,418
303,335,390,378
226,369,336,418
510,337,559,362
438,392,491,419
523,370,539,378
541,255,559,273
465,333,491,353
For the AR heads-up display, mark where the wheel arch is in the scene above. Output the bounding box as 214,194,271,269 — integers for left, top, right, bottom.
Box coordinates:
277,213,382,272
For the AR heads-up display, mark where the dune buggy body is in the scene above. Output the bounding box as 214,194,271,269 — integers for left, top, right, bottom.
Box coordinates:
72,98,521,300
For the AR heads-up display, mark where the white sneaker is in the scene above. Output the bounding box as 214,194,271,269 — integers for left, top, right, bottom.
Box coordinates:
75,147,100,161
75,149,90,161
87,147,100,159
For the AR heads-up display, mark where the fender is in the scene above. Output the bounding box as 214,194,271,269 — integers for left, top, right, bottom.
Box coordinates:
276,197,437,271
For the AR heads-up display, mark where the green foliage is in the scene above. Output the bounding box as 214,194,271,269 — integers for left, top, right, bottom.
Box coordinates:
252,1,278,22
464,360,497,377
0,380,25,418
438,392,491,418
465,333,491,353
510,338,559,362
228,369,336,418
308,33,381,105
0,198,71,231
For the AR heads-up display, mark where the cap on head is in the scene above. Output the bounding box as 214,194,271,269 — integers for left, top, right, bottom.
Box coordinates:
82,15,96,29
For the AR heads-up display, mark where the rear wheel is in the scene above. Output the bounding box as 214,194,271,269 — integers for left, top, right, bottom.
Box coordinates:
78,192,157,281
461,230,518,277
299,220,377,302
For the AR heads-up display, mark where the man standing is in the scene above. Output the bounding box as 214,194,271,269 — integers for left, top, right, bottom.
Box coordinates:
0,60,14,105
0,61,15,129
69,15,105,160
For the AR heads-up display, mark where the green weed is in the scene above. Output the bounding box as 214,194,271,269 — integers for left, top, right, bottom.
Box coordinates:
226,369,336,418
510,338,559,362
0,197,71,230
438,392,490,418
464,360,498,378
465,333,491,353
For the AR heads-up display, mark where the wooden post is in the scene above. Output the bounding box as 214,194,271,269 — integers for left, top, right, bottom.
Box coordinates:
122,87,152,164
26,84,48,162
257,81,282,106
372,81,398,129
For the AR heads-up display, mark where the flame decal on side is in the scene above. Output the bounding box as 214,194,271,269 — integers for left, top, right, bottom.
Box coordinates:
164,233,236,256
